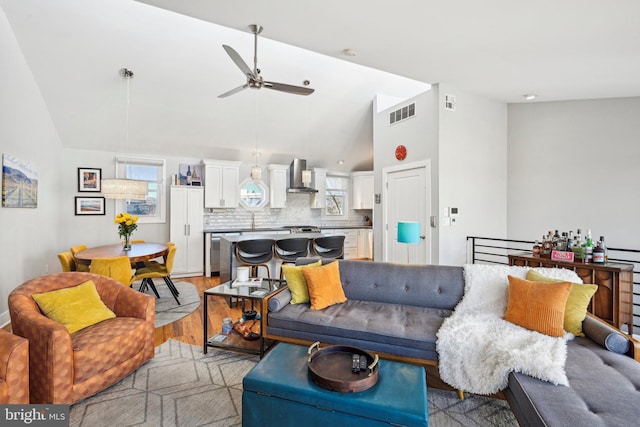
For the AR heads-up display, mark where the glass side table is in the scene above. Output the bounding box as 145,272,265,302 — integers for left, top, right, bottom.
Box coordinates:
203,278,285,358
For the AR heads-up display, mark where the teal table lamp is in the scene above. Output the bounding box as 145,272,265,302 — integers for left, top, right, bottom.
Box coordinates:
397,221,420,263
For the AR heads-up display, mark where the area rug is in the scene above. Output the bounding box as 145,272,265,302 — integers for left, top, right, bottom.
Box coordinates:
135,281,200,327
70,339,517,427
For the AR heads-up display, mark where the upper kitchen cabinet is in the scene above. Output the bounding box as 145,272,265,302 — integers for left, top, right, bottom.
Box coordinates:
268,164,288,208
202,159,241,208
310,168,327,209
351,171,374,209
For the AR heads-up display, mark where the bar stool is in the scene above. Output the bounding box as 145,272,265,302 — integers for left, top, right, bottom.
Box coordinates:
235,239,274,279
312,236,345,259
275,237,310,279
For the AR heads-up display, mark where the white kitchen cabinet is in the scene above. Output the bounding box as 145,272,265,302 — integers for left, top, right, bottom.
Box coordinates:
268,164,288,208
310,168,327,209
170,186,204,277
202,159,241,208
351,171,374,209
357,229,373,259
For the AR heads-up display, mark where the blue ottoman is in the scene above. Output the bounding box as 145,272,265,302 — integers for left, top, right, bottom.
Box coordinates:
242,343,428,427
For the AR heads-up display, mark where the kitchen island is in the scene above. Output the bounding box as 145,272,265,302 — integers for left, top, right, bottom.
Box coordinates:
219,232,326,283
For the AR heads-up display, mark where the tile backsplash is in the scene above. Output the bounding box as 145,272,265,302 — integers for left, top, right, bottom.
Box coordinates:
204,193,370,230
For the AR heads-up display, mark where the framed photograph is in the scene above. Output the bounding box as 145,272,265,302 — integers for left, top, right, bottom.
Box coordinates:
78,167,101,192
2,153,38,208
75,196,105,215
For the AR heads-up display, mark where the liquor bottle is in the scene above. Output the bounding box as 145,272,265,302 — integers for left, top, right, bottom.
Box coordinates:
557,232,567,251
532,239,541,257
599,236,608,263
542,234,552,258
584,229,594,263
566,231,574,251
186,166,192,185
572,230,584,262
593,240,605,264
552,230,560,250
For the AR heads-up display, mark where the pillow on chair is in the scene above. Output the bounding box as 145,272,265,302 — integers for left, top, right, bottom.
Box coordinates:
32,280,115,334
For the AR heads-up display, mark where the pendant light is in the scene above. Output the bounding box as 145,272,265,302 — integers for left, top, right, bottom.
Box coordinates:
250,91,262,181
101,68,148,199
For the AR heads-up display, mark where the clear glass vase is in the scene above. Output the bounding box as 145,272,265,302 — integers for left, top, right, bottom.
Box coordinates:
123,235,131,251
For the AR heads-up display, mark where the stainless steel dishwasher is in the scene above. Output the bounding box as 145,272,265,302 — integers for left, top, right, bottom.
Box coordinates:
210,232,240,275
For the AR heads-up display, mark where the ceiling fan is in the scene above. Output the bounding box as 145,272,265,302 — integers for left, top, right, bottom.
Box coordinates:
218,24,315,98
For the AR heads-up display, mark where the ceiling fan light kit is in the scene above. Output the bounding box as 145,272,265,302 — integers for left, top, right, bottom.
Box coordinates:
219,24,315,98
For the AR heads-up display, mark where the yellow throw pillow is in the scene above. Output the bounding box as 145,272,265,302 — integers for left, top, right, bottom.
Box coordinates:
282,260,322,304
504,275,572,337
32,280,116,334
302,261,347,310
527,270,598,337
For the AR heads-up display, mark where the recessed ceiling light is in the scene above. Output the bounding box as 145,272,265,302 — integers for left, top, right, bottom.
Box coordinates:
337,160,345,165
523,94,537,101
342,48,357,57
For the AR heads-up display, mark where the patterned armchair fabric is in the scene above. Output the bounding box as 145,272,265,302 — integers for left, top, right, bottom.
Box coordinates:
8,272,155,404
0,329,29,404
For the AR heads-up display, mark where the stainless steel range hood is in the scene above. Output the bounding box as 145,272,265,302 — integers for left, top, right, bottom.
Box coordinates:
287,159,318,193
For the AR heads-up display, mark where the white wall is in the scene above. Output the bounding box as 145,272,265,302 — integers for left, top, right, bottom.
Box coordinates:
438,84,508,265
508,97,640,249
0,9,63,324
373,89,439,262
373,85,508,266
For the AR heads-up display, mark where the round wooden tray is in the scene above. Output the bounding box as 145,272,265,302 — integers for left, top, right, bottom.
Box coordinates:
307,342,379,393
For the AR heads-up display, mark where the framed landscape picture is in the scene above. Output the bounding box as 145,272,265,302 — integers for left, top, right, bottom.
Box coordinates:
75,196,105,215
2,153,38,208
78,167,101,192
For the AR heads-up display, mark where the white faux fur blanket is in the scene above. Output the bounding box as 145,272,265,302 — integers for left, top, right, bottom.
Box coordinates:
436,264,582,395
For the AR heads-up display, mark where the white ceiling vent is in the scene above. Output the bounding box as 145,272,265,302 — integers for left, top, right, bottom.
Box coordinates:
389,102,415,125
444,94,456,111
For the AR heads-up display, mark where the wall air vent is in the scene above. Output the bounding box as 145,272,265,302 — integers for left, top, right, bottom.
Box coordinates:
389,102,416,125
444,94,456,111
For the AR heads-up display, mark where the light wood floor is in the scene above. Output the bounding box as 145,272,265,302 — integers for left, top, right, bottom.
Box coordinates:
154,275,237,347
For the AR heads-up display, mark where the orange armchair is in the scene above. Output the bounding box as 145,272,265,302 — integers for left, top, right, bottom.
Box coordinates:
0,329,29,404
8,272,155,404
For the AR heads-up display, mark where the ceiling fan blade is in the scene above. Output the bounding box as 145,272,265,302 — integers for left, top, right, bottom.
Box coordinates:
222,45,254,79
263,81,315,96
218,83,249,98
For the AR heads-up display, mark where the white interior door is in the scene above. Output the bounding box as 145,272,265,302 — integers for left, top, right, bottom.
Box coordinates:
383,162,430,264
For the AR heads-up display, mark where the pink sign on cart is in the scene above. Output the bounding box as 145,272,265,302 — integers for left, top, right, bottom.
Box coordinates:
551,250,575,262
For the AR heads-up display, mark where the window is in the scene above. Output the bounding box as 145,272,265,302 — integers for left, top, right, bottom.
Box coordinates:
324,173,349,219
115,156,166,224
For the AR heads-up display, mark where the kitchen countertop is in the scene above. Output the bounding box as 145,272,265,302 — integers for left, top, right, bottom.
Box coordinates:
203,225,372,233
220,232,326,243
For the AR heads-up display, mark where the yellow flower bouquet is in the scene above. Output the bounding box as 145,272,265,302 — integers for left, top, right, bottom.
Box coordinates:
115,212,139,250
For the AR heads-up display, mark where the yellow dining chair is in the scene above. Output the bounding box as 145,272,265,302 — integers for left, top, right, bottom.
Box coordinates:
70,244,90,272
143,241,176,267
57,251,76,272
89,256,134,287
133,245,179,304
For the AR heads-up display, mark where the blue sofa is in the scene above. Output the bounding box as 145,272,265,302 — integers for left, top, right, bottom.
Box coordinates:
263,258,640,426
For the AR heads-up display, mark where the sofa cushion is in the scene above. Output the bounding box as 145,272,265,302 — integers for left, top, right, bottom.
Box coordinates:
268,299,451,357
71,316,147,384
32,280,116,334
303,261,347,310
506,336,640,426
527,270,597,336
504,276,572,337
282,260,321,304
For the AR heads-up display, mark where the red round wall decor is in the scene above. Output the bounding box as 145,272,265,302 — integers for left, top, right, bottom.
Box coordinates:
395,145,407,160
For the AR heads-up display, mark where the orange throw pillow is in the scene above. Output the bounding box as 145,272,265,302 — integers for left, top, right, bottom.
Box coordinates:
504,275,572,337
302,261,347,310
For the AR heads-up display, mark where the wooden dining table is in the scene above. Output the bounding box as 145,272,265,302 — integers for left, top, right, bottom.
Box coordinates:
74,242,168,267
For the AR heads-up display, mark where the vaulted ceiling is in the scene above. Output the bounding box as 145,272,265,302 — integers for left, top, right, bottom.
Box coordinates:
3,0,639,171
